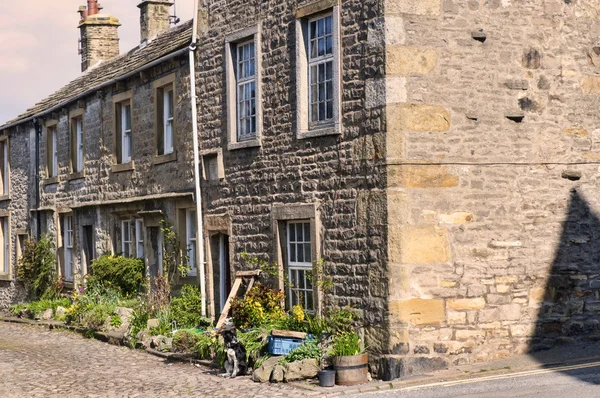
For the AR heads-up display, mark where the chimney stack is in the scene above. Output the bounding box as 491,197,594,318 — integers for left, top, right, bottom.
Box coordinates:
78,0,121,72
138,0,174,44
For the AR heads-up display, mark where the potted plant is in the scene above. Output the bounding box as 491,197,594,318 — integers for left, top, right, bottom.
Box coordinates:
330,330,368,386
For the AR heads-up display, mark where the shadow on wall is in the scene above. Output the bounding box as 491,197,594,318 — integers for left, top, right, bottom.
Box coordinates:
529,189,600,384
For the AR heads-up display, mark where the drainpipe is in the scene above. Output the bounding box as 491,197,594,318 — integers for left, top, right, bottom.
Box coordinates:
32,118,42,240
190,0,206,317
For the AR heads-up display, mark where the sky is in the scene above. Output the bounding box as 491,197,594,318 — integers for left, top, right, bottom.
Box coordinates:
0,0,194,125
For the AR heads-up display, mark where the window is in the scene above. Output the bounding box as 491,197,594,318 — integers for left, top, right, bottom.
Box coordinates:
0,139,8,196
286,221,313,310
64,215,73,281
115,97,132,165
225,26,262,149
0,217,8,275
202,151,224,181
295,8,341,138
186,210,197,277
46,124,58,178
135,219,144,259
122,220,131,258
154,74,176,158
70,112,84,174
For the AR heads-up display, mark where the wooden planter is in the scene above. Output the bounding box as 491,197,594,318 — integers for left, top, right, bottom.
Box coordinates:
333,353,368,386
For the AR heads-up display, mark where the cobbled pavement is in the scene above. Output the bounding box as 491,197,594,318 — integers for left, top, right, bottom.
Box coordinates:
0,321,319,398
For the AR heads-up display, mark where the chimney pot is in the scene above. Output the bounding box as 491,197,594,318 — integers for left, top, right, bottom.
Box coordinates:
87,0,99,16
78,2,120,72
138,0,174,44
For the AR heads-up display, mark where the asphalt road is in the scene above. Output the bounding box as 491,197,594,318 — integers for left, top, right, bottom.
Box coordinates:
354,362,600,398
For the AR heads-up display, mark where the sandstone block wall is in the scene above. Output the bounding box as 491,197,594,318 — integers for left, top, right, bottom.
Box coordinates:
382,0,600,378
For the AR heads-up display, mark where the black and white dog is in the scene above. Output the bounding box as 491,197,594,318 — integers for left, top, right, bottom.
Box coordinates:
219,324,248,378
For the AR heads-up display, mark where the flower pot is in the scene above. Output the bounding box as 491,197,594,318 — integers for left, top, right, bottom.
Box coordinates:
333,353,368,386
317,369,336,387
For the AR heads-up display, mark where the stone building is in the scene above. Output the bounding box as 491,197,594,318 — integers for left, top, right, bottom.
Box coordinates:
0,1,200,302
4,0,600,382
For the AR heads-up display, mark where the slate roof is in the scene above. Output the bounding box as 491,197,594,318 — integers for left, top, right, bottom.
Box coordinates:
2,19,193,129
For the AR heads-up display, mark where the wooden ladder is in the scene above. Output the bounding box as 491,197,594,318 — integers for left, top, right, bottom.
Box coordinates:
215,270,261,329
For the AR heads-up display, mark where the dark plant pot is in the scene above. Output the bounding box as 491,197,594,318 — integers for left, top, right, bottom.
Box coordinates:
318,369,336,387
333,353,369,386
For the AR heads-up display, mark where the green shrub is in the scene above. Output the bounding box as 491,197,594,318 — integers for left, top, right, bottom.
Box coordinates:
65,283,122,329
172,330,200,353
17,235,58,300
230,283,285,329
9,298,70,319
128,304,150,347
330,331,363,357
283,337,322,363
110,314,122,328
169,285,206,328
195,333,226,366
89,254,144,297
149,307,172,336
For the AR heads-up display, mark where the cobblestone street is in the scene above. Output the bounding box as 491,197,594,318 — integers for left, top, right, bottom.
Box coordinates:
0,322,317,398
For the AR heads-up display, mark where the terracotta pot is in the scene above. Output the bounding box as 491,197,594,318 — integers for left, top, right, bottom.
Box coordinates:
333,353,368,386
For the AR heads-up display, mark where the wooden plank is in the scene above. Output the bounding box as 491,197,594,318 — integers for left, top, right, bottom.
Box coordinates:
216,277,243,329
236,270,261,277
271,329,307,339
246,277,256,293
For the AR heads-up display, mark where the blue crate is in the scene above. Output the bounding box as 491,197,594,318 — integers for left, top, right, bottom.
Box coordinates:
267,335,305,355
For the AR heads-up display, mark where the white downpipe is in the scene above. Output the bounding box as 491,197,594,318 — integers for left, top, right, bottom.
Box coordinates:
190,0,206,317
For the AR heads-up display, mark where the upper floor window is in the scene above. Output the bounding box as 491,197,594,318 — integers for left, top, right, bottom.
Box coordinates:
114,91,133,166
295,8,341,138
225,26,262,150
154,74,176,159
0,138,8,196
308,15,334,123
46,124,58,178
69,110,85,174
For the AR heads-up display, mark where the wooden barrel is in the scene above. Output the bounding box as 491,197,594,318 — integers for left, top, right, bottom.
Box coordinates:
333,353,369,386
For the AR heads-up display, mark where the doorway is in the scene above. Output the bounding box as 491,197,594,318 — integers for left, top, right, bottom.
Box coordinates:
211,234,231,314
81,225,94,275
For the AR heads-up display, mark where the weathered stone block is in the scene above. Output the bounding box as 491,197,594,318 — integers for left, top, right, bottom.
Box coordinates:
385,0,441,15
386,46,438,76
390,298,446,326
447,297,486,310
581,76,600,94
447,310,467,324
390,165,459,188
564,127,588,136
498,304,521,321
400,225,449,264
388,104,451,132
439,212,474,224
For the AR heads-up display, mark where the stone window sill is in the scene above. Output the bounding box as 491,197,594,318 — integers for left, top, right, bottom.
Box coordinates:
153,151,177,165
43,177,59,186
298,124,340,139
111,161,135,173
0,274,12,281
228,138,261,151
67,171,85,181
0,195,10,202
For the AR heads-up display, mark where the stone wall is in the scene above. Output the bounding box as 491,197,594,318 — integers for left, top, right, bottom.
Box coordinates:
382,0,600,378
195,0,390,365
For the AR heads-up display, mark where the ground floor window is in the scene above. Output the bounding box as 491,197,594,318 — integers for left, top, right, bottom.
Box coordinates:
121,220,131,258
64,215,73,281
186,209,197,277
135,219,144,259
286,221,313,310
0,217,8,275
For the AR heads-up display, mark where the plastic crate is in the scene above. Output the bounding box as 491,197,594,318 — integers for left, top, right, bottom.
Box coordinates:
267,335,304,355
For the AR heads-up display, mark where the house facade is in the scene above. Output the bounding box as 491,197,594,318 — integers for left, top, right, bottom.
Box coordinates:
3,0,600,382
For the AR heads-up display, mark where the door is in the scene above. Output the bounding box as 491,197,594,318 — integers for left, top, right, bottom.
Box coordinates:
211,234,231,314
81,225,94,275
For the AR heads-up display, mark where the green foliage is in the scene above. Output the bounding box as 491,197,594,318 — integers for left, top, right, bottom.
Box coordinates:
10,298,71,318
195,332,226,367
110,314,122,328
65,282,122,329
170,285,205,328
128,304,150,346
326,307,359,334
172,330,200,353
89,254,144,297
230,283,285,329
17,235,59,300
149,307,172,336
238,328,270,365
160,220,190,285
330,331,363,357
283,337,322,363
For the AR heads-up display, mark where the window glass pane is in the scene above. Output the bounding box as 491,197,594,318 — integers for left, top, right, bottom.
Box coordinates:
304,223,311,242
297,223,304,241
289,243,296,263
297,243,304,263
304,244,311,264
289,223,295,242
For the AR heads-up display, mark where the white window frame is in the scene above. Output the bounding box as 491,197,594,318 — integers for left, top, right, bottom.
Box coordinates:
186,209,197,277
0,217,9,275
121,103,132,164
51,128,58,177
225,25,262,150
121,220,131,258
308,14,335,124
0,139,8,196
235,40,257,142
75,118,83,172
64,216,73,282
135,219,144,259
295,8,341,138
163,88,174,155
286,221,313,310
